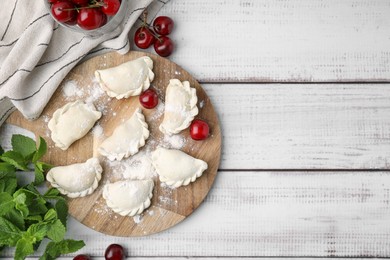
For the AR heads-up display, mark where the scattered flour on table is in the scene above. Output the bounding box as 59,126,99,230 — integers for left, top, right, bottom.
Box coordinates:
199,100,205,108
133,214,143,224
92,124,103,138
161,134,187,150
63,81,83,98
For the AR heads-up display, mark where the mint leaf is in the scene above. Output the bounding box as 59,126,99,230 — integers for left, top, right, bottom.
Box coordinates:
55,199,68,227
25,215,42,222
0,151,28,171
32,137,47,163
43,209,57,222
40,239,85,260
27,223,48,241
0,193,15,216
0,177,17,195
0,162,15,175
4,209,25,231
15,237,34,260
43,188,60,198
11,134,37,159
33,164,45,185
13,193,29,218
0,217,21,246
47,219,66,242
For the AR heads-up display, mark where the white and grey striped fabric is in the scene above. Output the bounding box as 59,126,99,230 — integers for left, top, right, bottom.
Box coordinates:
0,0,169,125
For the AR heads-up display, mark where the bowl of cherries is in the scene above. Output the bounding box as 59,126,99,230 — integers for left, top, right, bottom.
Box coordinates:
45,0,127,37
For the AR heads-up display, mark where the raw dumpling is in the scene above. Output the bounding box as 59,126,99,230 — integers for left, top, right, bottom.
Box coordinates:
46,158,102,198
48,100,102,150
94,56,154,99
103,179,154,217
98,108,149,161
151,147,208,188
159,79,198,135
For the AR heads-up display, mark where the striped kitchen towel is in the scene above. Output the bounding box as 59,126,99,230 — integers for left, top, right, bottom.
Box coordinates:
0,0,169,125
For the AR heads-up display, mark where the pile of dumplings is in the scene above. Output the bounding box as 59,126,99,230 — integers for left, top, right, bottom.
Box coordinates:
46,56,208,217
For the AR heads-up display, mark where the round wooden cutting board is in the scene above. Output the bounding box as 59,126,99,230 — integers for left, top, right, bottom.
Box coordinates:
6,51,221,237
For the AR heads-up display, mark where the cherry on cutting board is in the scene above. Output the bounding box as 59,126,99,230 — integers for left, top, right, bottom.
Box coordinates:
134,27,156,49
190,119,210,140
51,1,77,23
105,244,125,260
139,89,159,109
154,36,174,57
153,16,174,35
73,254,91,260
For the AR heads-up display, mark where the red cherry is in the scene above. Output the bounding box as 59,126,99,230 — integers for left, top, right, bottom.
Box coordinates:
139,89,158,109
190,119,210,140
73,255,91,260
51,1,77,23
154,36,174,57
153,16,174,35
102,0,121,16
100,13,108,26
134,27,156,49
66,13,78,25
105,244,125,260
71,0,89,5
77,8,105,30
48,0,59,4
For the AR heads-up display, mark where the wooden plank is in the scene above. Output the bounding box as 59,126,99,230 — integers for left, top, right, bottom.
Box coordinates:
2,83,390,170
132,0,390,82
203,83,390,169
3,171,388,258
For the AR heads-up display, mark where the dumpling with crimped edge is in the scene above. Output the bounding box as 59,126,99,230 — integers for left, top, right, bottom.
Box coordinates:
103,179,154,217
48,100,102,150
94,56,154,99
159,79,198,135
151,147,208,188
46,158,102,198
98,108,149,161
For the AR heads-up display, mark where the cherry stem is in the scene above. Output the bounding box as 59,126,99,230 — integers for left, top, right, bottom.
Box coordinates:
141,10,163,43
61,1,105,11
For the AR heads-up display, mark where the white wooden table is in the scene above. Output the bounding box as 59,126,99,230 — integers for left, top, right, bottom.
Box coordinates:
2,0,390,258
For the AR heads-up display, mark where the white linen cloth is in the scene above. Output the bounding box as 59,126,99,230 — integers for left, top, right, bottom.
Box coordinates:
0,0,169,125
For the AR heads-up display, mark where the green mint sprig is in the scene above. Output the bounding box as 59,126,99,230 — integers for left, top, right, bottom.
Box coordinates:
0,135,85,260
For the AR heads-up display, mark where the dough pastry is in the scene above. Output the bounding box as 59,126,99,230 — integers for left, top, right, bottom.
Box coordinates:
151,147,208,188
94,56,154,99
159,79,198,135
98,108,149,161
46,158,102,198
48,100,102,150
103,179,154,217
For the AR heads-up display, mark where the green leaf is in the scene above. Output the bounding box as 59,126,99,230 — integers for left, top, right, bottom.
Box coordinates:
32,137,47,163
4,209,25,230
33,165,45,185
0,216,21,246
0,146,4,155
47,219,66,242
15,237,34,260
0,177,17,195
27,223,48,241
0,162,16,175
0,192,15,216
55,199,68,227
11,134,37,159
40,239,85,260
25,215,42,222
43,209,57,222
0,151,28,171
43,188,60,198
13,193,29,218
